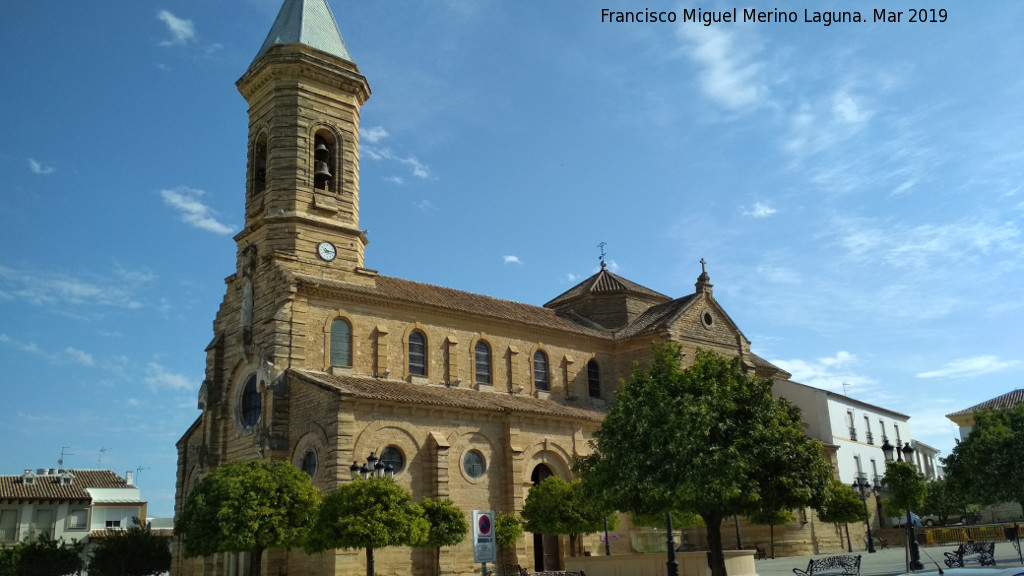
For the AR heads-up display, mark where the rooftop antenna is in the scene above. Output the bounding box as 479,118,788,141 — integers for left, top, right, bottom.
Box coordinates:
58,446,73,468
842,382,851,396
98,447,108,468
135,466,150,485
598,242,607,270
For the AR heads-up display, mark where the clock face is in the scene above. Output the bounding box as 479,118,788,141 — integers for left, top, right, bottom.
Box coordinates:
317,242,337,262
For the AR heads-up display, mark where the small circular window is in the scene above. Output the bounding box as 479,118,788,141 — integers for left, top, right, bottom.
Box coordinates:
300,448,318,479
239,375,261,428
701,309,714,329
380,446,405,475
463,450,486,479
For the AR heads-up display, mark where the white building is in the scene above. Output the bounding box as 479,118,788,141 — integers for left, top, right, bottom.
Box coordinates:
0,468,145,546
772,379,913,487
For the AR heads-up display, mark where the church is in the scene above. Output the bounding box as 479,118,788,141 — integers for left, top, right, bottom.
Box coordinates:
172,1,819,574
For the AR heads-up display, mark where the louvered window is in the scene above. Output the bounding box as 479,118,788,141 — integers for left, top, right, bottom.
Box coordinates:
475,341,491,384
330,319,352,367
588,359,601,398
533,351,549,391
409,330,426,376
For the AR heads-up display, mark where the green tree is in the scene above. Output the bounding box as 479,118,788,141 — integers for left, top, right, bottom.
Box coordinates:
943,405,1024,516
176,460,320,576
12,535,84,576
576,346,831,576
748,508,796,557
816,480,867,553
306,477,428,576
88,521,171,576
881,461,927,520
522,477,618,556
417,498,467,576
494,512,524,572
920,478,971,526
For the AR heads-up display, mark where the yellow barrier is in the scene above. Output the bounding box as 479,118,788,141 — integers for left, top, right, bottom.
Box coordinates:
923,525,1014,546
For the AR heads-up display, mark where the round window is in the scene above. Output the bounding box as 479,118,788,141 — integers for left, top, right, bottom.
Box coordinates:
701,309,714,329
239,375,261,428
380,446,405,475
463,450,486,479
300,448,318,479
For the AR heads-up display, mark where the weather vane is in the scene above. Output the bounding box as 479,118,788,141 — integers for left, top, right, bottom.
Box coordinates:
598,242,607,269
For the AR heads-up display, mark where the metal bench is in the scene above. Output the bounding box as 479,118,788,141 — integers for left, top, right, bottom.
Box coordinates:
486,565,528,576
532,572,585,576
756,545,768,559
943,541,996,568
863,536,888,550
792,555,861,576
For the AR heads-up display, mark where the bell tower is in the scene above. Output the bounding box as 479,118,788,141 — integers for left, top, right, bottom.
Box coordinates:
235,0,371,276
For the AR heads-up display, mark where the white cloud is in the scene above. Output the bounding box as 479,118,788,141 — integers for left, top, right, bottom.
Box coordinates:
567,273,579,283
361,126,389,144
144,362,196,392
385,176,405,185
832,90,874,124
916,356,1020,379
161,187,234,235
678,25,769,110
771,351,877,394
503,255,522,265
0,265,147,309
363,147,431,179
744,202,777,218
157,10,196,47
413,199,436,211
28,159,54,175
64,347,95,367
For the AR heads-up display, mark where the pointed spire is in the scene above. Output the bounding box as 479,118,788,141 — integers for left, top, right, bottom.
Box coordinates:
252,0,354,65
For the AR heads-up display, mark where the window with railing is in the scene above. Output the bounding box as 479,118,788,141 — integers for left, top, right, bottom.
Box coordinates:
866,431,874,444
0,510,17,542
849,426,858,441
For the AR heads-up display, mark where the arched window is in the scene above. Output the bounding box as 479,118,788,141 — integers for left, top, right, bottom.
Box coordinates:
252,132,268,196
533,351,549,391
587,359,601,398
313,131,336,192
330,319,352,367
380,446,406,475
474,341,491,384
240,375,261,428
409,330,427,376
300,448,318,479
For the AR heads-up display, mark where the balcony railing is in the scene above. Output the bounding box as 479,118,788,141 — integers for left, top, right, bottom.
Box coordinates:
849,427,858,441
866,431,874,445
0,526,18,542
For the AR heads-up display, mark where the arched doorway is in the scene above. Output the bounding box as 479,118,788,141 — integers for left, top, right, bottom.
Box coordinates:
531,464,561,571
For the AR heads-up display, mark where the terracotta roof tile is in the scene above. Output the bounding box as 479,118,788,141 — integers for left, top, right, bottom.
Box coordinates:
0,470,129,501
946,389,1024,418
294,273,610,338
291,369,606,422
545,269,670,308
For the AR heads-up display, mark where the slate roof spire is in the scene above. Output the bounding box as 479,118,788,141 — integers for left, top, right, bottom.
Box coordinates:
252,0,354,65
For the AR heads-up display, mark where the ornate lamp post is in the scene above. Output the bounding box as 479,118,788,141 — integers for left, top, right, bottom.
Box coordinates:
347,452,396,576
882,440,923,571
665,512,679,576
853,477,876,553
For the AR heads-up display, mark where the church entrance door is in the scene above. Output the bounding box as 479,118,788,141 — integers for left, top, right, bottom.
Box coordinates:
531,464,561,571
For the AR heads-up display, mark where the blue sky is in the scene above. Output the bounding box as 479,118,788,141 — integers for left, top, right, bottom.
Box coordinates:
2,1,1022,517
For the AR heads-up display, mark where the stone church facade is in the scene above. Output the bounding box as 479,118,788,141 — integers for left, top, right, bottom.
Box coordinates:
172,1,825,574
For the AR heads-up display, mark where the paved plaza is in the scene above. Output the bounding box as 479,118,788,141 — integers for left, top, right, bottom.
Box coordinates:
754,542,1024,576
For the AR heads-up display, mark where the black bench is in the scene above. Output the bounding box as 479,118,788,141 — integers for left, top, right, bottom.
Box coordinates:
486,565,528,576
943,541,996,568
532,572,585,576
755,545,768,559
792,555,861,576
863,536,888,550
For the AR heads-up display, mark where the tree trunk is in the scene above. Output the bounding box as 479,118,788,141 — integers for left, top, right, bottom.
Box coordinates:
703,514,728,576
845,524,852,553
569,534,578,557
250,547,263,576
367,546,375,576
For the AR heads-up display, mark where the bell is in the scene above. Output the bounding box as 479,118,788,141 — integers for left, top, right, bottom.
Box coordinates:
314,142,330,160
314,161,332,180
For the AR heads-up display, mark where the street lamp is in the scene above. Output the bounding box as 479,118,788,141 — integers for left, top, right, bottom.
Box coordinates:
665,512,679,576
350,452,396,480
882,441,923,571
853,477,876,553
